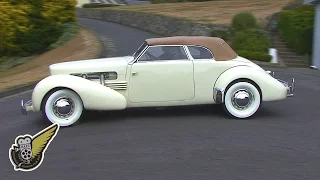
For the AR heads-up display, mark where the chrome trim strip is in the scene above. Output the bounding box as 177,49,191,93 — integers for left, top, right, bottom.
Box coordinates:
277,78,295,97
134,45,191,64
100,74,105,86
105,81,128,90
185,45,215,61
130,44,149,65
71,72,118,86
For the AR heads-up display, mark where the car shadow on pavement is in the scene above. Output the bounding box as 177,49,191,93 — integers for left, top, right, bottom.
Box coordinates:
31,103,283,128
78,104,280,125
80,104,225,123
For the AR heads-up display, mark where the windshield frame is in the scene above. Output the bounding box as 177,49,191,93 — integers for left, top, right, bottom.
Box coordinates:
133,41,148,59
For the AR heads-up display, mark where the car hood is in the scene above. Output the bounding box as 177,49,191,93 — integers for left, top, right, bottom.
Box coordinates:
49,56,134,75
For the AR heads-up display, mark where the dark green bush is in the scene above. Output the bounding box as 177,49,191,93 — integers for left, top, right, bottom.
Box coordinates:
1,0,76,57
277,5,315,55
231,12,258,32
237,51,272,62
13,8,62,56
49,22,79,50
232,29,270,53
211,29,230,41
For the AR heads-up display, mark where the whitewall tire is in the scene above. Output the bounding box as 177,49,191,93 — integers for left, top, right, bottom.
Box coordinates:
223,81,261,119
42,89,83,127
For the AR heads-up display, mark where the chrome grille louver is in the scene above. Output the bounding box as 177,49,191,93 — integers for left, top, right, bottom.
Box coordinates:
104,81,127,90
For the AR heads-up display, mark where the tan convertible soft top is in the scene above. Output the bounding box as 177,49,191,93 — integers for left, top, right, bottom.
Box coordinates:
145,36,238,61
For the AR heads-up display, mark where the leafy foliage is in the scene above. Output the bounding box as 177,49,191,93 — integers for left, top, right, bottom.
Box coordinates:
232,29,270,53
231,12,258,32
277,5,315,55
231,28,271,61
211,29,230,41
0,0,76,57
237,51,272,62
49,22,79,49
0,1,32,56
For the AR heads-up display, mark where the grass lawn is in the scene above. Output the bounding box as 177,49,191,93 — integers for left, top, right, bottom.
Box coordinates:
106,0,290,26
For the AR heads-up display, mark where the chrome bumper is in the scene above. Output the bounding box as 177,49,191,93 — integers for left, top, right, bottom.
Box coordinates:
266,71,295,97
21,100,34,115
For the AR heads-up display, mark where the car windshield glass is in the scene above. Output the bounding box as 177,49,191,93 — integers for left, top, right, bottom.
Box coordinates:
133,41,148,59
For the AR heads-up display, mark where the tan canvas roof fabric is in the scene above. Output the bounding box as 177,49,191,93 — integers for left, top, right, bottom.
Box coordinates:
145,36,238,61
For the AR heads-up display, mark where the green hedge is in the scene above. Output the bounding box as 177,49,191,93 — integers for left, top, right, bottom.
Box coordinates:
232,29,270,53
211,29,230,41
231,12,258,32
13,8,62,56
237,51,272,62
277,5,315,55
231,28,271,62
0,0,76,57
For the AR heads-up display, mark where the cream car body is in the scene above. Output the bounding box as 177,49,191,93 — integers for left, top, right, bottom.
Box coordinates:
21,36,295,127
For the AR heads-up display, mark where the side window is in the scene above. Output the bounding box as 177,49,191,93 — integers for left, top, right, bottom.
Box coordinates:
138,46,188,62
187,46,213,60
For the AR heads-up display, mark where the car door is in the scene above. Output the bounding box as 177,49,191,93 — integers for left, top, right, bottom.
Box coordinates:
128,45,195,103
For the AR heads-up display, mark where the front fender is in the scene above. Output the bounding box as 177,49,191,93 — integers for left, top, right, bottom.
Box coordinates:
32,75,127,112
213,66,287,102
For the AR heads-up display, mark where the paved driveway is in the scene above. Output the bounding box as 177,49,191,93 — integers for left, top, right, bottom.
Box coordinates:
1,18,320,180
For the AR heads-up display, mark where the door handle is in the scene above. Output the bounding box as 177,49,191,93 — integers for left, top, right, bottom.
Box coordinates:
132,72,138,76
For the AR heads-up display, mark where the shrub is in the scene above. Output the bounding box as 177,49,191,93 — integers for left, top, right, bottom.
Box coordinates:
277,5,315,55
0,0,76,57
232,29,270,53
237,50,272,62
0,1,32,56
231,12,258,32
49,22,79,49
211,29,230,41
42,0,77,26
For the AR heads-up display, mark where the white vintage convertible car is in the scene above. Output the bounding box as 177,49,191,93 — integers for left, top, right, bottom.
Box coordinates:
21,36,294,127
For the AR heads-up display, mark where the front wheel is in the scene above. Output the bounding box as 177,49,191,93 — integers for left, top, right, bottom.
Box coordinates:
42,89,83,127
223,81,261,119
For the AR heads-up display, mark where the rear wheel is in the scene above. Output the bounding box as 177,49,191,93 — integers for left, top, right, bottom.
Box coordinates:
42,89,83,127
223,81,261,119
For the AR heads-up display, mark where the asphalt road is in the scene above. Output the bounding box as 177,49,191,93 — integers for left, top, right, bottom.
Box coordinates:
1,18,320,180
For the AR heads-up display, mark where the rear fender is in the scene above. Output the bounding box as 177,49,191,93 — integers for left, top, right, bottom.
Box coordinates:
32,75,127,112
213,66,287,103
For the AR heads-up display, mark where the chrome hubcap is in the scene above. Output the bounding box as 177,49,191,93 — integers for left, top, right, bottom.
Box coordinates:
231,89,254,110
53,97,75,119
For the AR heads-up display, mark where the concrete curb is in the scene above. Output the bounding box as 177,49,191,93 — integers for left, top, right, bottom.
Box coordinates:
0,82,38,99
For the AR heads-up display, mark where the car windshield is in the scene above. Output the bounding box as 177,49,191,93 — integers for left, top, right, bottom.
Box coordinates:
133,41,148,59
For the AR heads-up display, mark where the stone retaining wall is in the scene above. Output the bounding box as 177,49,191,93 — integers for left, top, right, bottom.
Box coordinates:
76,8,228,37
